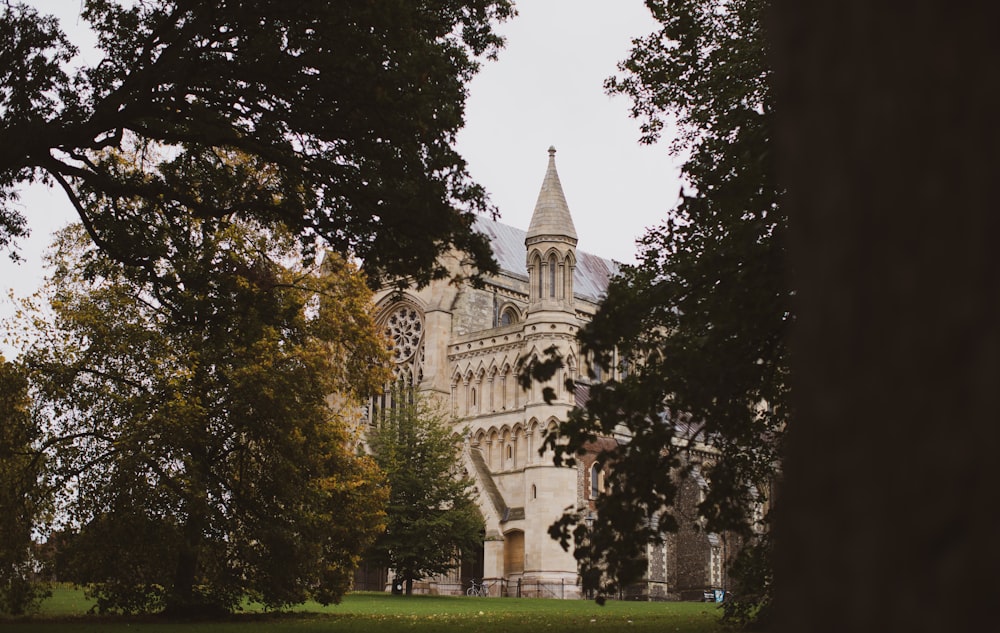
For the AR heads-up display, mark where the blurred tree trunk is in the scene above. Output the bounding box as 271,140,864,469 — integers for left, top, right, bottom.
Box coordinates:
773,1,1000,631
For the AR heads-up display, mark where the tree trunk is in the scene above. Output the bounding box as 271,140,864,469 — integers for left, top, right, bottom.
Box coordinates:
773,1,1000,631
166,511,203,616
167,443,210,616
405,577,413,596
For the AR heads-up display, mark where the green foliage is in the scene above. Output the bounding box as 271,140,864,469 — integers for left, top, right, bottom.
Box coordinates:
0,357,51,615
719,532,772,630
0,0,512,285
537,0,784,620
366,396,484,594
17,161,393,614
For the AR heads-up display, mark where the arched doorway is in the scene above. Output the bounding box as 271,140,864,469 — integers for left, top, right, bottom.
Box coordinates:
504,529,525,577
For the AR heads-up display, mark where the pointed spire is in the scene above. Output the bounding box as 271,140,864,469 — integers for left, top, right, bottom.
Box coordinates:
527,146,577,244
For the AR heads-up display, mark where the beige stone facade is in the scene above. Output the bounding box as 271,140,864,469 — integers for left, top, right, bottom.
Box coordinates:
363,148,725,599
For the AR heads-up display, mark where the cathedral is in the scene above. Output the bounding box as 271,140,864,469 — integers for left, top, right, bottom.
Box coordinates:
362,148,727,600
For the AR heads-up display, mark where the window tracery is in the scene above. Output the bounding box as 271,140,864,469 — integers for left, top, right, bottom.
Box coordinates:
369,302,424,424
386,305,422,363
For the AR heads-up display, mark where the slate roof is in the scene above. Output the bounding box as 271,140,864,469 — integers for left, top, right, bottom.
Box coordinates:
473,215,618,302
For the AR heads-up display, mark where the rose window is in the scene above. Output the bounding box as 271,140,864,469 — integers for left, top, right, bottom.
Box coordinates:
385,306,423,363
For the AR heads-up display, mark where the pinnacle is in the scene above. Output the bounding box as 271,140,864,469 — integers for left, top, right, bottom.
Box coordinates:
527,146,577,242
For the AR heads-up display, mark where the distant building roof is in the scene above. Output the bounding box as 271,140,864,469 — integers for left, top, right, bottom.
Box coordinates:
474,215,618,302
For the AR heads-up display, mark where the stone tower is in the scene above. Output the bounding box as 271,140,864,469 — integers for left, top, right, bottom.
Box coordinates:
526,146,578,315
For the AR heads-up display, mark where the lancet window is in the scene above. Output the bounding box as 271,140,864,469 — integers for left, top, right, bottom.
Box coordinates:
549,253,557,297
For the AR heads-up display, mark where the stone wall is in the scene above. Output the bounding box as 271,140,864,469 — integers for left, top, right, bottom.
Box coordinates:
451,284,494,337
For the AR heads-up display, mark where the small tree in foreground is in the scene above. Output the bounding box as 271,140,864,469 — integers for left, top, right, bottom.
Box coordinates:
366,395,484,595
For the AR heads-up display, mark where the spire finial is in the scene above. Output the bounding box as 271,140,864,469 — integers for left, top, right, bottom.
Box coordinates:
526,146,577,243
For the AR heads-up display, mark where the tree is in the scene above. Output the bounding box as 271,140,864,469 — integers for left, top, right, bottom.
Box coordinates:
771,2,1000,632
366,395,484,595
0,356,50,615
532,0,784,621
18,170,393,614
0,0,512,286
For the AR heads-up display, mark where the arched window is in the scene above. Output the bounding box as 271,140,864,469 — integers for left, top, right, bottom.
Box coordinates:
500,308,516,326
590,463,603,499
531,484,537,499
376,302,424,423
385,304,422,364
548,254,557,297
534,255,544,299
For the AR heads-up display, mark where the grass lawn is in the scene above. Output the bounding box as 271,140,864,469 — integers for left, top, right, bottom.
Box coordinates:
1,586,727,632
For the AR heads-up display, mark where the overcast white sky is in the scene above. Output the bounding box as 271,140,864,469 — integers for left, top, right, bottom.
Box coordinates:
455,0,682,260
1,1,682,356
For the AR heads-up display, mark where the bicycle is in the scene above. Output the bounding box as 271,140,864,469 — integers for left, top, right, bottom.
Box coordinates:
466,578,492,597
